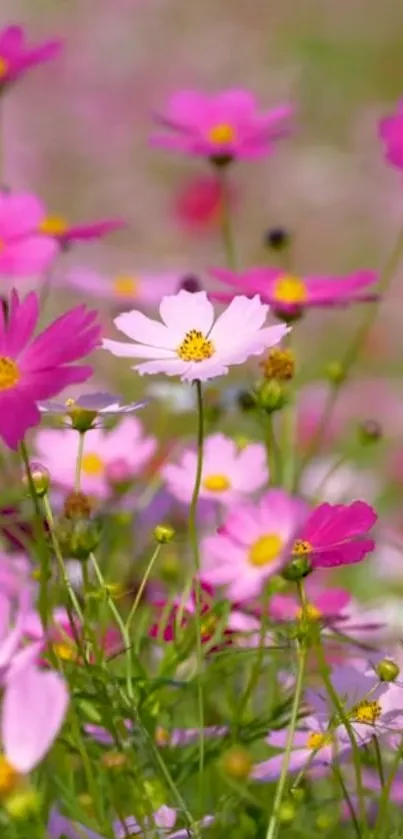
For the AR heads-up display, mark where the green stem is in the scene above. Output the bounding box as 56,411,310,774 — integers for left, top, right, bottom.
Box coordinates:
295,226,403,487
41,493,84,624
188,379,206,802
218,167,236,269
331,764,361,839
265,639,307,839
125,543,162,632
75,432,85,492
373,736,403,837
264,413,279,485
19,440,51,629
373,734,385,788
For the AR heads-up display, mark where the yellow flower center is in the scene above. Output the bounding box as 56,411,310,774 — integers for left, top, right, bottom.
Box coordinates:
39,215,68,236
113,275,139,298
296,603,322,622
292,539,313,556
0,57,9,80
52,642,77,662
306,732,332,751
274,275,308,305
0,357,20,391
0,756,20,797
249,533,283,567
201,614,218,637
208,123,235,145
155,726,170,746
350,700,382,725
177,330,215,363
202,473,231,492
81,452,105,477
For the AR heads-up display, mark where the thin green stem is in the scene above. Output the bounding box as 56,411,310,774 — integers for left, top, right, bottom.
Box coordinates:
218,167,236,269
75,432,85,492
19,440,51,629
265,639,307,839
331,764,361,839
373,735,385,788
264,413,279,485
373,735,403,837
126,544,162,632
188,379,206,802
41,493,84,624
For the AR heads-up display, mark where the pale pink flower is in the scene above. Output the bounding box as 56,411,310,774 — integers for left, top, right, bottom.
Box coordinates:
35,417,157,497
201,490,307,601
162,433,267,505
63,268,181,308
0,193,57,278
103,291,288,382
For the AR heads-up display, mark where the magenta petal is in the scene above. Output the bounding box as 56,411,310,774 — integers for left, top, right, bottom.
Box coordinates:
2,665,69,772
0,391,40,449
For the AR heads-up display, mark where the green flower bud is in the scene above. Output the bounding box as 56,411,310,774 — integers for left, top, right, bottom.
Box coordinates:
256,380,287,414
66,401,97,432
55,516,102,561
377,658,400,682
278,801,296,824
325,361,345,385
154,524,175,544
282,555,312,581
220,745,253,780
22,461,50,498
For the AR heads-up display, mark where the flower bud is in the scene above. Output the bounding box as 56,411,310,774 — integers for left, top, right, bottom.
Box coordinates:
220,746,252,780
236,389,256,412
358,419,382,446
4,787,40,819
179,274,203,293
260,348,295,382
278,801,296,824
376,658,400,682
210,152,233,168
55,516,102,561
325,361,345,385
154,524,175,544
256,380,287,414
22,461,50,498
65,400,97,433
264,227,291,251
282,555,312,581
63,491,93,520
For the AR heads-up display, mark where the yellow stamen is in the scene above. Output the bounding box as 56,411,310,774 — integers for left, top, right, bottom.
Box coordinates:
249,533,283,567
202,473,231,492
292,539,313,556
177,330,214,363
0,57,9,80
113,275,139,297
81,452,104,477
0,357,20,390
350,700,382,725
296,603,321,622
0,756,20,797
52,642,77,662
208,123,235,145
306,732,332,750
155,726,170,746
39,215,68,236
273,275,308,305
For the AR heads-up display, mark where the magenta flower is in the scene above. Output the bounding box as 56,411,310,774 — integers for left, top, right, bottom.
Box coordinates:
0,290,100,448
0,25,62,89
103,290,289,382
292,501,377,569
0,192,57,278
201,490,308,601
151,89,292,163
38,215,125,249
378,101,403,170
211,266,378,319
270,586,351,625
162,432,268,505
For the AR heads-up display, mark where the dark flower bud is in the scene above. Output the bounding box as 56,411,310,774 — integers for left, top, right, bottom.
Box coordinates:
264,227,291,251
237,389,256,412
179,274,203,293
55,516,102,561
210,153,233,168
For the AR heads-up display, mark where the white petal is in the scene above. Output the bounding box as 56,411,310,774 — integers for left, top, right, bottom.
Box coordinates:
160,290,214,338
103,339,175,359
114,310,175,347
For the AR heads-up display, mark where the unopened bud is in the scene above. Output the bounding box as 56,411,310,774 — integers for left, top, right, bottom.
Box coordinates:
221,746,253,780
4,787,39,819
260,348,295,381
154,524,175,544
22,462,50,498
325,361,345,385
277,801,296,824
236,389,256,412
282,555,312,581
179,274,203,293
56,516,102,561
377,658,400,682
256,380,287,414
358,419,382,445
63,491,92,520
264,227,291,252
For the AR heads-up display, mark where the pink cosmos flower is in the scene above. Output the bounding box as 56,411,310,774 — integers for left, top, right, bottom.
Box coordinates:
64,268,181,307
0,25,62,88
251,716,342,782
38,216,125,249
201,490,308,601
173,174,233,232
103,290,289,382
162,433,268,505
211,266,378,319
0,192,57,278
270,585,351,625
35,417,157,497
151,89,292,162
378,101,403,170
292,501,377,569
0,290,100,449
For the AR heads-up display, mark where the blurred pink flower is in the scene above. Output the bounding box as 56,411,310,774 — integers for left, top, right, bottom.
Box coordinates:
0,193,57,278
173,174,235,232
38,216,125,249
294,501,377,568
201,490,307,601
35,417,157,497
162,432,267,505
103,290,288,382
64,267,180,308
270,586,351,624
378,100,403,170
211,266,378,319
151,89,292,162
0,25,62,88
0,290,100,448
